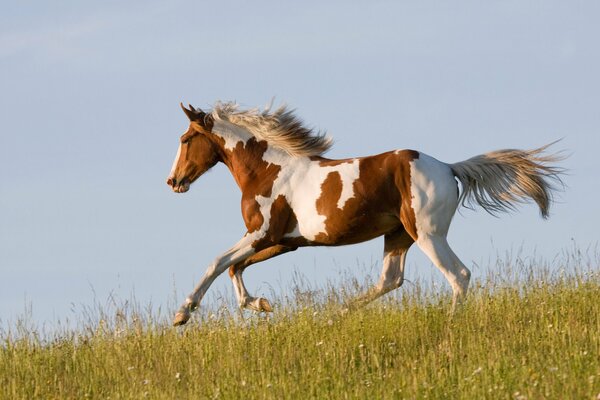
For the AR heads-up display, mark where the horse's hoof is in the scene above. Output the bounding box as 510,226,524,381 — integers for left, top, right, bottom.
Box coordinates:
173,312,190,326
258,298,272,313
242,297,273,313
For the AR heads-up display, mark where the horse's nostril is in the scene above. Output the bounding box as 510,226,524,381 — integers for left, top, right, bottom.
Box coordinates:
167,177,175,187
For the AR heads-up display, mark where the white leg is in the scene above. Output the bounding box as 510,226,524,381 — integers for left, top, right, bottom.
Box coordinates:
229,245,294,313
377,250,409,294
416,234,471,309
353,230,413,306
231,271,272,312
173,235,257,326
231,269,248,304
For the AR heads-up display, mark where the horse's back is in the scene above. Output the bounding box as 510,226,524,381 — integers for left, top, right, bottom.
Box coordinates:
284,149,452,246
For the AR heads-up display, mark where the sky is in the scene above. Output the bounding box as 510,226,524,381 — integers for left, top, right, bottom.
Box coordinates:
1,1,599,328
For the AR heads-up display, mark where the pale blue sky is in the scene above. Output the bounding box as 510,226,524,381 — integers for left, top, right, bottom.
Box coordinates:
1,1,599,326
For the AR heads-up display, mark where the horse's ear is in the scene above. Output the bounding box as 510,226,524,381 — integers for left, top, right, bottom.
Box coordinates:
180,102,206,123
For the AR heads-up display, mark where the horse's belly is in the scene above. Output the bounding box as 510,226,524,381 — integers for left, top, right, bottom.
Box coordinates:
313,212,400,246
285,201,400,246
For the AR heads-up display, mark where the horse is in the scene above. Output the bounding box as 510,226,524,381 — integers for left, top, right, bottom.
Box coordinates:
167,101,563,326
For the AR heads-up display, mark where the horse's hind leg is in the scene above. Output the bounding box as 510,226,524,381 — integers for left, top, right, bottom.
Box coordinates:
229,245,296,312
416,234,471,310
352,229,414,306
408,155,470,309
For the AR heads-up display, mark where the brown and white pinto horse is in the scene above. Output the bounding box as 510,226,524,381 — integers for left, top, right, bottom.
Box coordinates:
167,101,563,326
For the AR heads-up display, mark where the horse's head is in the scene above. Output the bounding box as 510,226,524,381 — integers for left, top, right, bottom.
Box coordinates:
167,104,221,193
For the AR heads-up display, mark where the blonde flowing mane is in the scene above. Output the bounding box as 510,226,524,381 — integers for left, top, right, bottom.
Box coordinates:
210,101,333,157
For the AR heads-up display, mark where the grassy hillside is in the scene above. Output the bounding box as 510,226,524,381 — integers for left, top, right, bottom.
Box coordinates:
2,259,600,399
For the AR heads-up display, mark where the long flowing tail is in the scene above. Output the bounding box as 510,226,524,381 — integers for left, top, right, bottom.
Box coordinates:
449,142,566,219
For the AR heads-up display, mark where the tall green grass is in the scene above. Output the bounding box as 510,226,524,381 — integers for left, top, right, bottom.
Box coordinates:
2,251,600,399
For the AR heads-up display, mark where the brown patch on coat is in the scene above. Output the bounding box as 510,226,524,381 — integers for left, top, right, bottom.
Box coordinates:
316,171,343,214
242,199,264,233
313,150,420,244
396,150,420,241
220,138,282,233
226,139,281,197
252,195,300,250
228,244,297,277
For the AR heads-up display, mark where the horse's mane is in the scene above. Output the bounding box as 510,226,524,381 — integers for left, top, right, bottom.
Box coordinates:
210,101,333,157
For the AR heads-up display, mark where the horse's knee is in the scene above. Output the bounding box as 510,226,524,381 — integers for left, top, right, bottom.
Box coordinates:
458,267,471,291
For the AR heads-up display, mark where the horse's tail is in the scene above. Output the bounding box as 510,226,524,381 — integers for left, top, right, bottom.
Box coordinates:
449,142,566,219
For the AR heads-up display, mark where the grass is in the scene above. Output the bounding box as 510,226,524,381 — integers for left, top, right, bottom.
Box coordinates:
1,252,600,399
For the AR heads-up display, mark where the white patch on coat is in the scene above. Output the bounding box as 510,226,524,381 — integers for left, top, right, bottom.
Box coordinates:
212,120,252,151
254,194,274,237
409,153,458,238
336,159,360,209
281,160,331,238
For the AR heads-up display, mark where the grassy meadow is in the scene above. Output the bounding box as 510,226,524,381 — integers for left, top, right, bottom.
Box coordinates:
2,251,600,399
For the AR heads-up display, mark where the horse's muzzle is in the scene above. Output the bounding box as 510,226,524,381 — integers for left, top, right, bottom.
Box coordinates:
167,177,189,193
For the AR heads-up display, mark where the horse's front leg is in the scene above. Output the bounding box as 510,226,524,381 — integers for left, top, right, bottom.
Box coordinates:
173,235,258,326
229,245,297,312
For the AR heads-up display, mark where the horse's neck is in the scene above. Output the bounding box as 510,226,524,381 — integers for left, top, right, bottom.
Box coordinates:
211,121,328,194
217,137,296,195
